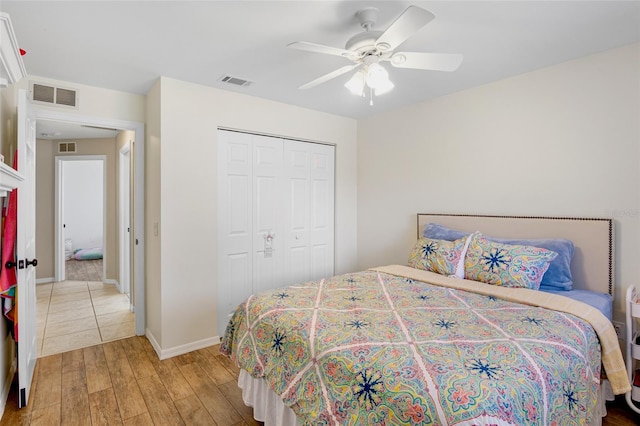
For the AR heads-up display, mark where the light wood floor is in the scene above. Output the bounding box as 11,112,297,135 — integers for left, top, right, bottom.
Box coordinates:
0,336,637,425
1,337,261,425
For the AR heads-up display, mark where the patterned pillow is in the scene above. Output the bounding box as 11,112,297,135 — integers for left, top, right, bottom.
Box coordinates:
464,233,558,290
408,236,469,276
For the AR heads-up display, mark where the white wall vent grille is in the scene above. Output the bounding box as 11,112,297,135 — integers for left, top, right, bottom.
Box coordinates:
58,142,77,153
30,81,78,109
218,75,252,87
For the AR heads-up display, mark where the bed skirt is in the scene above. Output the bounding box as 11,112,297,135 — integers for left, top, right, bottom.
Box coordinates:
239,369,298,426
238,369,610,426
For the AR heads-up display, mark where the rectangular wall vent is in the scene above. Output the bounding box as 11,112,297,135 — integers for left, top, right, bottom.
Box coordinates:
58,142,77,153
218,75,252,87
30,81,78,109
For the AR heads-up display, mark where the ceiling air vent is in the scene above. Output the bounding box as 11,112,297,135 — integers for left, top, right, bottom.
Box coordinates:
58,142,76,153
30,82,78,109
218,75,252,87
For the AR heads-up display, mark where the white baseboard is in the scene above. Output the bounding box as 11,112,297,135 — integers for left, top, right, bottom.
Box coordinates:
36,277,54,284
0,357,17,420
145,330,220,360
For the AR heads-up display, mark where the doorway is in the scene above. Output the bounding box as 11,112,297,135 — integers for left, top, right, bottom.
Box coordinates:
31,109,145,337
56,156,106,283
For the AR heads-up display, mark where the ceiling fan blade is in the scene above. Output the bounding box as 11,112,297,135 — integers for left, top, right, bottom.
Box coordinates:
375,6,435,51
288,41,355,59
298,64,360,90
390,52,463,72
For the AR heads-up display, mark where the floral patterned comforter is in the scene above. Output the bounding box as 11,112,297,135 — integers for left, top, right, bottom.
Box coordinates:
221,270,601,425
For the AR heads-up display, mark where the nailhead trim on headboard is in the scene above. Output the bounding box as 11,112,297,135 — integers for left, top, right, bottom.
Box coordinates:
417,214,614,296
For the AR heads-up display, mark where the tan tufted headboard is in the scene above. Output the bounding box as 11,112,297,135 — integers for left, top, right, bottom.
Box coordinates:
417,214,614,296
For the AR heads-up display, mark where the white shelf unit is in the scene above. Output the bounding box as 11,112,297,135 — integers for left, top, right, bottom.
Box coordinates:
625,286,640,413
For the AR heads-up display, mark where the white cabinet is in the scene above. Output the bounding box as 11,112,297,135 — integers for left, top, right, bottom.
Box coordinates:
625,286,640,413
217,130,335,335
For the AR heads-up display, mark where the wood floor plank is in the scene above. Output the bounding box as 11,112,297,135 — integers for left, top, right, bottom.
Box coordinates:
88,388,123,425
122,412,154,426
61,349,84,373
61,352,91,426
148,356,195,401
84,345,112,394
102,340,147,420
174,395,217,425
215,349,241,376
137,374,184,425
180,362,242,425
30,354,62,410
120,337,156,380
30,403,61,426
193,348,236,385
172,352,198,366
219,380,262,426
61,387,91,425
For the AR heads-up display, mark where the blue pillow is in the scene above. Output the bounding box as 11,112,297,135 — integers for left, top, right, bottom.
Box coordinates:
424,223,575,291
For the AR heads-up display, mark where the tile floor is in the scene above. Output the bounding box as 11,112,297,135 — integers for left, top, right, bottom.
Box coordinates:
36,280,135,357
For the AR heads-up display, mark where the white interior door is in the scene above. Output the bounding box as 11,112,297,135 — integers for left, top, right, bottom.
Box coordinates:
283,141,311,285
217,131,253,335
217,130,335,336
309,143,335,279
252,135,283,294
283,141,335,284
16,89,38,408
119,143,131,296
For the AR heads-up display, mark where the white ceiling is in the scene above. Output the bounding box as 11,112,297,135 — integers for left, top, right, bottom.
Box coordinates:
3,1,640,120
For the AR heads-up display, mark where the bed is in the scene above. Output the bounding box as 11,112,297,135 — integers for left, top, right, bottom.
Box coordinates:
221,214,630,425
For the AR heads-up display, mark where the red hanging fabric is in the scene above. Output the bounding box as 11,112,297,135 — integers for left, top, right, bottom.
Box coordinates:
0,153,18,340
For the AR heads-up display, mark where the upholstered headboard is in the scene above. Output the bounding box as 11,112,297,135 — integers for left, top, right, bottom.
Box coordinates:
417,214,614,296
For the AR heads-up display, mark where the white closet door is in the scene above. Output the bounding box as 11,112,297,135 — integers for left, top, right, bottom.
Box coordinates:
283,141,335,285
218,131,335,336
217,131,253,335
309,143,335,280
251,135,284,293
283,140,310,285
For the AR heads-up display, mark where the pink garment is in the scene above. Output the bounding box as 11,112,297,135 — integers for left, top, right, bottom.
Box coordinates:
0,153,17,293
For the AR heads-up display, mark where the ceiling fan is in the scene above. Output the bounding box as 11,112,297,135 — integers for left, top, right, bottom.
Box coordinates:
288,5,462,102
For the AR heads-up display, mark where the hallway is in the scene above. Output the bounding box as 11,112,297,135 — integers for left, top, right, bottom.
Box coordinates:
36,259,135,357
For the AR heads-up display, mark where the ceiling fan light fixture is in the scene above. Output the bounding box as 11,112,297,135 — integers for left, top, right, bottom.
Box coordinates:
374,78,394,96
365,63,391,90
344,69,366,95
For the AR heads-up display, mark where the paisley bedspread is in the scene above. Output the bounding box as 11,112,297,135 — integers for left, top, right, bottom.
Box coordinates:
220,269,602,425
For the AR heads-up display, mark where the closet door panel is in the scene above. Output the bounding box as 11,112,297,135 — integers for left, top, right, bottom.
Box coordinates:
218,131,253,335
283,141,310,285
309,144,335,279
252,135,284,292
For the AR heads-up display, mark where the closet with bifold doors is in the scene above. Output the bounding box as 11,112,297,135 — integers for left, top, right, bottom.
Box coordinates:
217,129,335,335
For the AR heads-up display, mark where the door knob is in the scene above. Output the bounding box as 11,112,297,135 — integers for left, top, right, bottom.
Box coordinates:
25,258,38,267
4,261,16,269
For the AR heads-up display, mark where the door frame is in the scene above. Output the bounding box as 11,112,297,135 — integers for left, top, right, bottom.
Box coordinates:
34,108,146,335
55,156,107,282
118,141,131,301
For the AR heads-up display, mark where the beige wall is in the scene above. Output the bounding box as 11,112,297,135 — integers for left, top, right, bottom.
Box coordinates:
145,79,162,345
148,77,358,351
35,138,118,281
357,43,640,325
13,76,145,123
